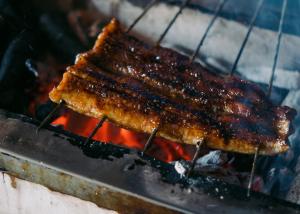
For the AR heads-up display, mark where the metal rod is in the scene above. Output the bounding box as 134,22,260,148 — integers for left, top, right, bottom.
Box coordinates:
156,0,191,45
143,126,159,153
247,146,260,197
230,0,265,75
267,0,288,97
187,139,204,177
126,0,159,33
190,0,227,63
83,116,107,146
36,100,65,133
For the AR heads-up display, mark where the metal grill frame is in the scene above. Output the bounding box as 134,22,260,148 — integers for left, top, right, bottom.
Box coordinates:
1,109,300,213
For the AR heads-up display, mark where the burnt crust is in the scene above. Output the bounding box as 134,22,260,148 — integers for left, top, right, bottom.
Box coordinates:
49,18,297,155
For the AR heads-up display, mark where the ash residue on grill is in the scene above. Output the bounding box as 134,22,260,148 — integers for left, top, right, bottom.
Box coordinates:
39,13,85,61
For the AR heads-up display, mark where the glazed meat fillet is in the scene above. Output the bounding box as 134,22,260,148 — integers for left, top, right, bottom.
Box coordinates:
49,19,296,155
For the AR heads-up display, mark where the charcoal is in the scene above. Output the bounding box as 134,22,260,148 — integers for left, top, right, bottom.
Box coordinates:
0,0,36,34
7,0,37,29
0,12,19,59
39,13,85,62
0,24,22,62
0,89,27,112
35,100,57,121
229,153,252,172
0,14,9,59
0,0,17,21
0,30,38,91
82,140,130,160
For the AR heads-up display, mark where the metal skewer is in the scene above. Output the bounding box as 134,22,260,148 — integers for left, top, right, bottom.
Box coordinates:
126,0,159,33
230,0,265,75
156,0,191,45
190,0,227,63
83,116,107,146
143,126,159,153
267,0,288,97
187,139,205,177
246,0,287,197
247,146,260,197
36,100,65,133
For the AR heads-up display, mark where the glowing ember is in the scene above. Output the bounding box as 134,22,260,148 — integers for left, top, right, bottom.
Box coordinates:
51,109,193,162
52,115,68,126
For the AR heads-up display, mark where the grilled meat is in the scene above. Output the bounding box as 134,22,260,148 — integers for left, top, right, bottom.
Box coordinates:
49,19,296,155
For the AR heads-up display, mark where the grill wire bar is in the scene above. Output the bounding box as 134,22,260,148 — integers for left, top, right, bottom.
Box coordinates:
190,0,227,63
267,0,288,97
83,116,107,146
36,100,65,133
230,0,265,75
143,126,159,153
156,0,191,45
187,140,205,177
126,0,159,33
247,146,260,197
247,0,288,197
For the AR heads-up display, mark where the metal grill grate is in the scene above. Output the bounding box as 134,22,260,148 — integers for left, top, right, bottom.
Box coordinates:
37,0,292,197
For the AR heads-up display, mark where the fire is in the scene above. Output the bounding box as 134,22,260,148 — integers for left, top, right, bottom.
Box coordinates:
52,109,193,162
52,114,68,126
27,55,193,163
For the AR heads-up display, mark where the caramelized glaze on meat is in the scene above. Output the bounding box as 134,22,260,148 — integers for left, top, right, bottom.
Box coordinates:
49,19,296,155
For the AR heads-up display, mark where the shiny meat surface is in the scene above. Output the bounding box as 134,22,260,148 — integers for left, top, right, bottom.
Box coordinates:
49,19,296,155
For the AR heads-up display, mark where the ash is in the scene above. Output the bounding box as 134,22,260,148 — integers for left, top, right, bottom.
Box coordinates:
173,150,263,191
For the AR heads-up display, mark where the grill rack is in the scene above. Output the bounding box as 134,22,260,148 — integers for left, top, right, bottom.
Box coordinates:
37,0,290,197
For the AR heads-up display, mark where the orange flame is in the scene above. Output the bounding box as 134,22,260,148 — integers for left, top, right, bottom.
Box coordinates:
51,109,193,162
52,115,68,126
26,54,193,163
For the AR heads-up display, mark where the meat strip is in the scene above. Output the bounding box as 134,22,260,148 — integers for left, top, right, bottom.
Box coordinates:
49,19,296,155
